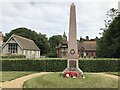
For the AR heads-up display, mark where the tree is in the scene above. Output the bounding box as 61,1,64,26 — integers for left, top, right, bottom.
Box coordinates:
97,9,120,58
85,36,89,41
100,8,117,35
4,27,50,55
48,35,63,57
35,33,50,55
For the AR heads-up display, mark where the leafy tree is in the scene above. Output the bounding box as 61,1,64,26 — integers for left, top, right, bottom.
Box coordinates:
35,33,50,55
4,27,50,55
85,36,89,41
48,35,63,57
4,27,38,42
99,8,117,35
97,9,120,58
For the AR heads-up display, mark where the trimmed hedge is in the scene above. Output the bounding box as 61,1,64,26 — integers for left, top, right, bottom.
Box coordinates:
1,60,119,72
2,55,26,58
79,60,119,72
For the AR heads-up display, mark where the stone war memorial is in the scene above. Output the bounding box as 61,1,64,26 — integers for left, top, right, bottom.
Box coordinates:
1,1,119,89
63,3,84,78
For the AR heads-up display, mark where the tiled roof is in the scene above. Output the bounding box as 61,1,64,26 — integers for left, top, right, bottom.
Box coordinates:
78,41,96,51
12,34,40,50
58,40,96,51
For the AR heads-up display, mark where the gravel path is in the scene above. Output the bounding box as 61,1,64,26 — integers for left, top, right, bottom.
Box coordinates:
1,72,51,89
100,73,119,79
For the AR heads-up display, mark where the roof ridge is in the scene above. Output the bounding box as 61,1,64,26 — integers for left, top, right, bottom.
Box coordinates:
12,34,34,42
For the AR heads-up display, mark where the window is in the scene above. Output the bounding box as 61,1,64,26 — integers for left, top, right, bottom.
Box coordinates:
91,52,94,56
86,52,88,56
63,52,66,56
8,43,18,54
64,48,66,51
61,48,66,52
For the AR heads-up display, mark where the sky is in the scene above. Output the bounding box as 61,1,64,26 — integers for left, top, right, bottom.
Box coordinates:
0,0,119,39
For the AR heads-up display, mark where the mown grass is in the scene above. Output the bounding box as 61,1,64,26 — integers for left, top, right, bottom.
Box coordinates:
0,71,34,82
23,72,118,88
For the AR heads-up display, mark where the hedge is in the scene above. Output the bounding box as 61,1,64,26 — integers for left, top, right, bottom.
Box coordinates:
2,55,26,58
1,60,119,72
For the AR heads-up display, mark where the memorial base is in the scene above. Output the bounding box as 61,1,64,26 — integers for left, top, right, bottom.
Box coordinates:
63,67,84,78
63,59,84,78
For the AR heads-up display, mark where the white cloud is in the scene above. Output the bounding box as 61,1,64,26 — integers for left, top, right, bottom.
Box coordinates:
0,0,119,39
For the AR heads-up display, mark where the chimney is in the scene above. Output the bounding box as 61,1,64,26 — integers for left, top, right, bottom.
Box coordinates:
0,32,4,47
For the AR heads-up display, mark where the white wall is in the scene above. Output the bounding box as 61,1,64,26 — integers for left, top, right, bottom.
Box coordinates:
1,44,8,55
35,51,40,58
24,50,40,59
17,46,23,55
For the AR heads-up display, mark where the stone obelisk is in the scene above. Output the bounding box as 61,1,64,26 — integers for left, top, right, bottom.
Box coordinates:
63,3,83,78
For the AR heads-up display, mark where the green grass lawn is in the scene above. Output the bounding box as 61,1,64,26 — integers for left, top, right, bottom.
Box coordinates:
0,71,34,82
23,72,118,88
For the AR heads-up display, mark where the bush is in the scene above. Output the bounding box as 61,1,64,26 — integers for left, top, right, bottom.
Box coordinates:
2,55,26,58
1,60,119,72
46,52,57,58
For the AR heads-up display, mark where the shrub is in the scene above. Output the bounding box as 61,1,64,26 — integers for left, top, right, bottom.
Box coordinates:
1,60,119,72
46,52,57,58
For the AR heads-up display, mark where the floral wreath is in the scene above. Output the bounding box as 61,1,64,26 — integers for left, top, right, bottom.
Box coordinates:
63,71,79,78
70,49,75,54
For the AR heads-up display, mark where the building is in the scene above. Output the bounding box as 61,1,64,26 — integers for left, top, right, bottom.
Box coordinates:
1,34,40,58
78,40,96,58
57,32,68,58
0,32,4,47
57,32,96,58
